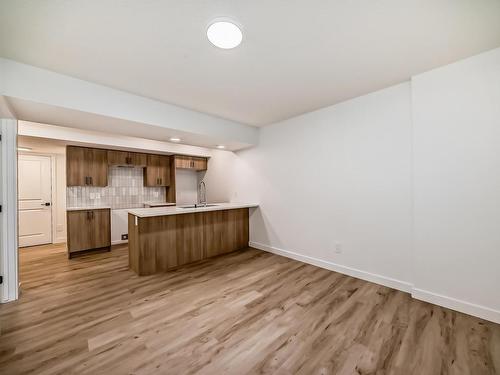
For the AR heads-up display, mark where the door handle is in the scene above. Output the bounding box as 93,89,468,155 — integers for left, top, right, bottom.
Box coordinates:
41,202,51,206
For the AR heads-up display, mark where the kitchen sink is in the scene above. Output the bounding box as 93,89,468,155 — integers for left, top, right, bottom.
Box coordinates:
179,204,218,209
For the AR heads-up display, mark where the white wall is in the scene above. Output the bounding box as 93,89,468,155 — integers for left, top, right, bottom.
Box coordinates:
111,209,128,245
53,153,66,242
175,169,198,205
202,150,240,204
232,83,414,291
411,47,500,321
225,47,500,323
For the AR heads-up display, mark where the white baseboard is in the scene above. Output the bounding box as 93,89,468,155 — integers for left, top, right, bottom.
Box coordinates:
412,288,500,324
249,241,413,293
250,241,500,324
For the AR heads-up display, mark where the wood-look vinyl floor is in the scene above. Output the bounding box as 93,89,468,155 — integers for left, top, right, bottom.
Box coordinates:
0,243,499,375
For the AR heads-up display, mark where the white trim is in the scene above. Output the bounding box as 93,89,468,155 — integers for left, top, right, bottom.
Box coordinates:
249,241,413,293
412,288,500,324
0,119,18,303
250,240,500,324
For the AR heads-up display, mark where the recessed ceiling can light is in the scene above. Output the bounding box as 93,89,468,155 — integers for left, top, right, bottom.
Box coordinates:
170,137,181,142
207,21,242,49
17,147,32,151
216,145,225,149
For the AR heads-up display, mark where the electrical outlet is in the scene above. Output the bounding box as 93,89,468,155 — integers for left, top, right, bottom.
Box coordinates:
121,234,128,240
334,242,342,254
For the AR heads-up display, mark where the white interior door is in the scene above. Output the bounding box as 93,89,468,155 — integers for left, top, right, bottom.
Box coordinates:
18,154,52,247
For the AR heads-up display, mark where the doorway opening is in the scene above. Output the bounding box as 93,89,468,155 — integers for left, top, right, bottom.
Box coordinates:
16,136,68,295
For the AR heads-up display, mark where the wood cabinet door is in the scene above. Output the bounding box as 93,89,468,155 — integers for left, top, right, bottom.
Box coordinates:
174,155,207,171
193,157,207,171
157,155,170,186
144,154,160,186
87,148,108,186
175,155,192,169
130,152,147,167
67,209,110,253
107,150,129,166
108,150,147,167
66,146,87,186
67,210,93,252
91,209,111,249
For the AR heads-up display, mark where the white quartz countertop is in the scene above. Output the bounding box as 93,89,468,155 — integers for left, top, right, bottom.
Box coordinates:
66,206,111,211
128,203,258,218
143,201,176,207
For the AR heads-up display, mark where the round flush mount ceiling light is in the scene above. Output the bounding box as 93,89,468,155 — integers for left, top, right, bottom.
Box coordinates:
207,21,242,49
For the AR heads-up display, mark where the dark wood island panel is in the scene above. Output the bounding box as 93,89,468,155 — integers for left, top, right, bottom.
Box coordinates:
128,208,249,275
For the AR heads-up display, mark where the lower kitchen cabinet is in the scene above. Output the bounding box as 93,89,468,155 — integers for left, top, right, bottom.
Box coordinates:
67,208,111,257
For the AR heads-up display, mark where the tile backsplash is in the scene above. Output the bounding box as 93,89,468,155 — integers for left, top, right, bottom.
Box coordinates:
67,167,166,209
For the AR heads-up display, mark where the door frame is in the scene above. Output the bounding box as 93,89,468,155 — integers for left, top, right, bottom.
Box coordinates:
0,119,18,303
18,152,56,246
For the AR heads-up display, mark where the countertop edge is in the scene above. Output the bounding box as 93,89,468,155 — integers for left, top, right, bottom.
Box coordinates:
128,203,259,218
66,206,111,211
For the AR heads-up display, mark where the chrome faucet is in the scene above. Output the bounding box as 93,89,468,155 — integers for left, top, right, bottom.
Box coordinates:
197,180,207,207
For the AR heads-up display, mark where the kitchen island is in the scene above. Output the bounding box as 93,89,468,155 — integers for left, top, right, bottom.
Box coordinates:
127,203,258,275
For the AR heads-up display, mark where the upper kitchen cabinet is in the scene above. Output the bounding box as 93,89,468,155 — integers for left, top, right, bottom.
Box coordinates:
108,150,147,167
144,154,170,187
66,146,108,187
175,155,208,171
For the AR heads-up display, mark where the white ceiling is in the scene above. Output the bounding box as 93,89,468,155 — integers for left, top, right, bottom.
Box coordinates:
1,1,500,126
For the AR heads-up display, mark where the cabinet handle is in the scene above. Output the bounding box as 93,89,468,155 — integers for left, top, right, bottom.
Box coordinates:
160,178,162,185
90,176,93,185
